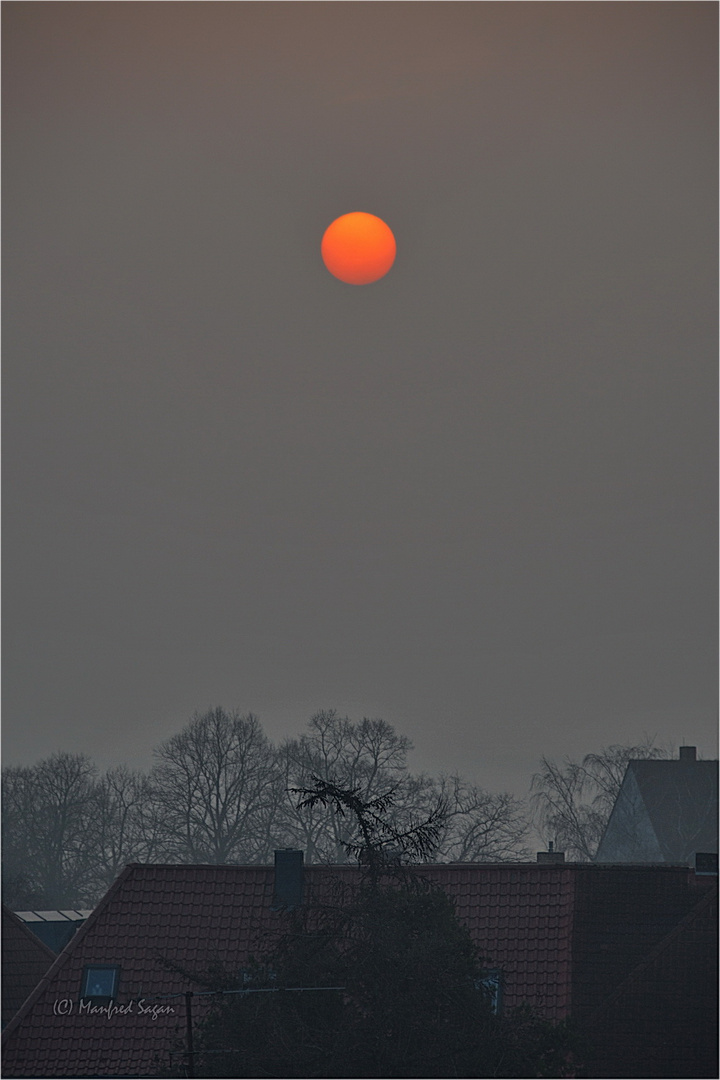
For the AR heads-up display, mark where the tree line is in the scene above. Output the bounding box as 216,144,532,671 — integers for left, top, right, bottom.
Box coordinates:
2,709,532,910
2,706,668,911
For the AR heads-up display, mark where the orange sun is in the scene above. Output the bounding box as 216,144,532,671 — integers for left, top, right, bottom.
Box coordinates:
321,212,396,285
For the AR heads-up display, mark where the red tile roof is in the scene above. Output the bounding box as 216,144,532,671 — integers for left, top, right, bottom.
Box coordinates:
419,864,575,1018
1,861,713,1078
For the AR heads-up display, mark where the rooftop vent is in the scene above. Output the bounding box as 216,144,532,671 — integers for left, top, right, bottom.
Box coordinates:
537,841,565,864
679,746,697,761
273,849,303,909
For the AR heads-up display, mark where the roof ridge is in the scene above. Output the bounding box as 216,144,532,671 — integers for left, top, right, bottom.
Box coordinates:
125,862,275,869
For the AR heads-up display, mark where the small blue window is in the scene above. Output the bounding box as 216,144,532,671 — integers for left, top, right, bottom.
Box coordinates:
477,969,503,1014
81,965,120,1000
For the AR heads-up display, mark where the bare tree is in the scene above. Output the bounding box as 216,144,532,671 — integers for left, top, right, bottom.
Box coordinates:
276,711,418,862
531,739,671,861
2,753,99,908
149,708,283,864
286,711,412,790
277,712,532,866
2,765,41,908
433,774,531,862
88,766,160,894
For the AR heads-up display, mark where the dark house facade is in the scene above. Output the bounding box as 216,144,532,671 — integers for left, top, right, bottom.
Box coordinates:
2,859,716,1078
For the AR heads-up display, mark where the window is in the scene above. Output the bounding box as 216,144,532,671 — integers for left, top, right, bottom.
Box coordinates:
81,965,120,1001
238,965,277,988
476,969,503,1014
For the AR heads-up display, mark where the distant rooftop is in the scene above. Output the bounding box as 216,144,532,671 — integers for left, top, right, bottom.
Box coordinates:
595,747,718,864
14,910,92,954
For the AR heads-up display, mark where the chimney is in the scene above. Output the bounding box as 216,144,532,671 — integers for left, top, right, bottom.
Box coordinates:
695,852,718,876
273,850,303,909
679,746,697,761
537,840,565,864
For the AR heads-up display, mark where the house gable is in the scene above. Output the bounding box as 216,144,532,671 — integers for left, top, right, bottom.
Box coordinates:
595,757,718,865
595,766,663,862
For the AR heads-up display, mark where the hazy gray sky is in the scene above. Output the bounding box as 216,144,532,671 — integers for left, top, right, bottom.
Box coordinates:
4,2,717,796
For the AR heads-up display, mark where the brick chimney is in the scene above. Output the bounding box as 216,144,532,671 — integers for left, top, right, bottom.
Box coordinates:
679,746,697,761
272,849,304,909
537,841,565,864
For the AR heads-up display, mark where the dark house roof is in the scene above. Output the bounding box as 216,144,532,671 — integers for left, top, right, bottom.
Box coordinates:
2,861,716,1078
1,907,56,1030
587,885,718,1079
595,751,718,864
